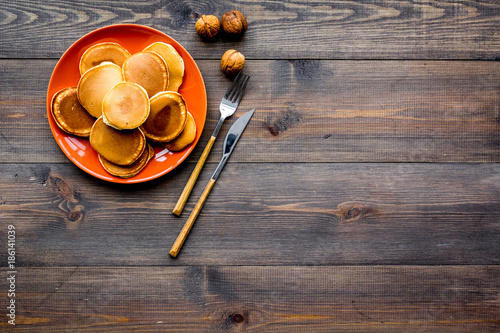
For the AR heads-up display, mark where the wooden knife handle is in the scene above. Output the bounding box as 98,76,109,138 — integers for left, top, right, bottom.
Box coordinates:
172,135,216,216
169,178,216,257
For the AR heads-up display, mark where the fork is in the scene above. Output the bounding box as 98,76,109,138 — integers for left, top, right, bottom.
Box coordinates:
172,71,250,216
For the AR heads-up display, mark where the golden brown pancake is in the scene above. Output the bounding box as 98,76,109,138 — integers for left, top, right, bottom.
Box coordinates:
140,91,187,142
77,62,123,118
79,42,131,75
90,117,146,166
162,112,196,151
102,82,150,130
143,42,184,92
51,87,95,137
99,144,154,178
122,51,168,97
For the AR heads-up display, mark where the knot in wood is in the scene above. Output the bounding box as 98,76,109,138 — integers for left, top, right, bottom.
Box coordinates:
47,173,78,202
65,204,85,230
268,110,302,136
345,206,363,220
68,205,84,223
269,125,280,136
231,312,245,324
335,202,377,222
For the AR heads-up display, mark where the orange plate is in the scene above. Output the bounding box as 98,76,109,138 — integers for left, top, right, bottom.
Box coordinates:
47,24,206,184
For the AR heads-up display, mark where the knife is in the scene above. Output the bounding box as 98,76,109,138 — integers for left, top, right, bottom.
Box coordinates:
169,109,255,257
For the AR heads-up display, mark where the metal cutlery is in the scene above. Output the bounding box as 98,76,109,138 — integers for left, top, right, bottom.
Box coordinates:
169,109,255,257
172,72,250,216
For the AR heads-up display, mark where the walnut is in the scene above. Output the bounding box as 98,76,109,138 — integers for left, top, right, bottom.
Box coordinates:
221,10,248,36
195,15,220,39
221,49,245,76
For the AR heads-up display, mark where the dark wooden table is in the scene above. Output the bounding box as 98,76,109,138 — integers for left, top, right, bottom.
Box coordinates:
1,0,499,331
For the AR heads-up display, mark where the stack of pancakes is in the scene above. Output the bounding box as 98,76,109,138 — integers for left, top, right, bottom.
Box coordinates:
50,41,197,178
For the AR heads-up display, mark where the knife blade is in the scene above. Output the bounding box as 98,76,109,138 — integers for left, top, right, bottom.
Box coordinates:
211,108,255,181
170,109,255,257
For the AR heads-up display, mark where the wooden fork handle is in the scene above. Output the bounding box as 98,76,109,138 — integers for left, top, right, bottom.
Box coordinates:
170,178,216,257
172,135,216,216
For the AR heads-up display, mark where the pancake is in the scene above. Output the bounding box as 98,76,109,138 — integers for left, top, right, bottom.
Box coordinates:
140,91,187,142
99,143,154,178
51,87,95,137
162,112,196,151
143,42,184,92
90,117,146,166
79,42,131,75
122,51,168,97
102,82,150,130
77,62,123,118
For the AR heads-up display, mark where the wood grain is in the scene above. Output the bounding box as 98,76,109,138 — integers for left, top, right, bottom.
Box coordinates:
1,0,499,59
2,0,499,331
1,59,499,163
0,266,499,332
0,162,498,266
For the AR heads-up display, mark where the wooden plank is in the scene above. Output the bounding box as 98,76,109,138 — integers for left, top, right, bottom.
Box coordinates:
0,266,499,332
1,0,499,59
1,59,499,163
0,163,499,266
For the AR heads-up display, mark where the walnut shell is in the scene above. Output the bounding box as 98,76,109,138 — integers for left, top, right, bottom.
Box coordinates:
195,15,220,39
221,10,248,35
221,49,245,76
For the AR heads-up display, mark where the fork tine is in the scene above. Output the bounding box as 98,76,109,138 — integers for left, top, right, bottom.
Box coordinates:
225,72,248,101
226,72,249,102
233,74,250,105
223,71,243,99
